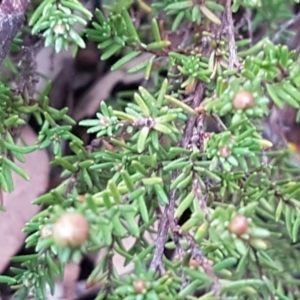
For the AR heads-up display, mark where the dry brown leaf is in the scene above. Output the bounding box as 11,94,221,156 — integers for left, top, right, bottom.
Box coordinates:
0,125,49,273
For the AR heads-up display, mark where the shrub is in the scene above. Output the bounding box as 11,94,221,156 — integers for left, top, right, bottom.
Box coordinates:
1,0,300,299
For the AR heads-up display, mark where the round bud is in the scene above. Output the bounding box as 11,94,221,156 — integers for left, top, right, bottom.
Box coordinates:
133,279,147,294
219,146,231,158
232,90,254,110
53,212,89,248
228,215,249,236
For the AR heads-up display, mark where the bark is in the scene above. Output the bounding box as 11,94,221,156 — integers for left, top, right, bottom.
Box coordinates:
0,0,30,64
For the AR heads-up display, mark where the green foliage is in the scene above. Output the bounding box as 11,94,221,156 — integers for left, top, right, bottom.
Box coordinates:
2,0,300,299
30,0,92,53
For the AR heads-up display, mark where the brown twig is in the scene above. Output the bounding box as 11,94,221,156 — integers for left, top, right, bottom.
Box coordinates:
272,12,300,43
225,0,238,69
182,83,206,148
149,188,176,272
149,82,206,272
190,242,221,297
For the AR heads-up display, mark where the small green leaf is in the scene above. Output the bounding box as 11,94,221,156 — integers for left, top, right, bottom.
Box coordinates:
120,170,135,192
285,205,293,238
166,1,192,11
153,123,173,134
112,212,125,236
55,36,64,53
51,156,77,172
266,83,283,108
137,195,149,223
132,160,148,175
114,110,136,122
153,184,169,205
127,60,148,73
123,213,139,237
172,10,185,31
134,93,150,116
157,79,168,108
248,227,271,238
233,238,248,256
175,191,195,218
2,164,14,192
205,1,225,12
144,55,156,80
192,5,201,24
4,115,19,126
181,214,203,232
146,40,171,50
176,172,192,189
155,113,178,123
29,0,53,26
69,29,86,48
221,279,264,292
275,200,284,222
111,51,141,71
101,43,123,60
61,0,93,19
236,249,249,275
165,95,197,115
127,187,145,201
151,18,162,42
199,5,221,25
3,157,29,180
292,217,300,242
108,180,122,203
177,280,202,298
137,126,150,153
0,275,17,284
142,177,162,185
249,238,268,250
121,8,140,42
